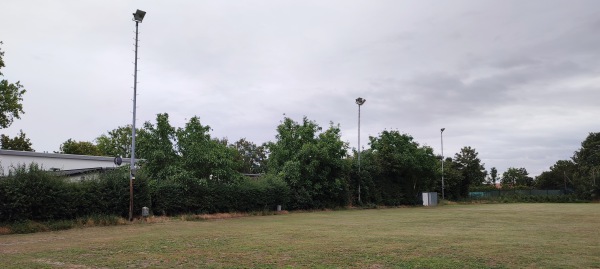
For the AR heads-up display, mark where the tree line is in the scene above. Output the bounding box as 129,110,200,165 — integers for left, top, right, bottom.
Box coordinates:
1,41,598,209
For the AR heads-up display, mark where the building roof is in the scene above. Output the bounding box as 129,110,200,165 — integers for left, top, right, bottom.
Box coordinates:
0,149,133,162
50,167,118,177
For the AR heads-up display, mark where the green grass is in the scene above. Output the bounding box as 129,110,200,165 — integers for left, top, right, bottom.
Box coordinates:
0,204,599,268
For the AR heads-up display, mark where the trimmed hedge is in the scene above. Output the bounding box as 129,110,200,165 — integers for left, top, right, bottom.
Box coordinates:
0,165,150,222
0,165,290,222
0,164,76,221
151,175,289,215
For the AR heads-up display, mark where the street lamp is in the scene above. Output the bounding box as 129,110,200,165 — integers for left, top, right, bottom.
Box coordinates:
355,97,366,204
129,9,146,221
440,128,445,200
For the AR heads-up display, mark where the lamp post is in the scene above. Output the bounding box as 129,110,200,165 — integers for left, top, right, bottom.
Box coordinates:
129,9,146,222
355,97,366,204
440,128,445,200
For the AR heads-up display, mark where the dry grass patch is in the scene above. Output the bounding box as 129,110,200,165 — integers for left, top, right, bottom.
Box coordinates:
181,210,290,221
0,226,12,235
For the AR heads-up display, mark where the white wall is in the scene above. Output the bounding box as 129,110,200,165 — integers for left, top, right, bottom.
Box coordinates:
0,150,130,175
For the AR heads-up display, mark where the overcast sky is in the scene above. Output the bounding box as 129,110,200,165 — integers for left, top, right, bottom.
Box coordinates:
2,1,599,176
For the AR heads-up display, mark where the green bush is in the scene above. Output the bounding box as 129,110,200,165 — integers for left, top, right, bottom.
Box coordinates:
150,175,290,215
472,194,585,203
0,164,151,222
9,220,49,234
46,220,74,231
0,164,76,221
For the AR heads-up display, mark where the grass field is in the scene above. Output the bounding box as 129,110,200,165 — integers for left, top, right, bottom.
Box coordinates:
1,203,599,268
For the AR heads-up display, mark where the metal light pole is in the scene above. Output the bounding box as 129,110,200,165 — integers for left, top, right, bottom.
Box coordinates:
130,9,146,222
355,97,366,204
440,128,445,200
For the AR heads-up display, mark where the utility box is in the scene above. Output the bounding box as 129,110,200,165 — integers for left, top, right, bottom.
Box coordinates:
142,206,150,217
422,192,438,206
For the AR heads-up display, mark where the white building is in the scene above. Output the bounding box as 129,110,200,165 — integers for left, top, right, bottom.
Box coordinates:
0,149,132,181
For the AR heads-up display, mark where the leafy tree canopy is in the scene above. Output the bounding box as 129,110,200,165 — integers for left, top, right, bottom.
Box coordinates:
96,125,134,157
501,167,533,188
535,160,576,190
488,167,498,185
58,138,102,156
0,129,33,151
0,41,26,129
453,146,487,196
231,138,267,174
267,117,349,209
367,130,438,204
135,113,241,182
176,116,240,181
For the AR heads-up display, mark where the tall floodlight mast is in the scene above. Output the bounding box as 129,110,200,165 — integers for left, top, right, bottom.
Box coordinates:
129,9,146,222
355,97,366,204
441,128,445,200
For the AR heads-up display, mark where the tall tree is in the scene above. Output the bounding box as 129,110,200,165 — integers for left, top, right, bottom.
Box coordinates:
572,132,600,169
58,139,102,156
571,132,600,197
231,138,267,174
488,167,498,186
368,130,438,205
0,41,26,129
454,146,486,197
267,117,349,209
96,126,135,157
441,157,465,200
136,113,180,181
536,160,576,190
176,116,240,181
0,129,33,151
501,167,533,188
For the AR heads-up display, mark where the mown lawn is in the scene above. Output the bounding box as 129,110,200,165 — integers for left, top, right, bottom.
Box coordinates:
0,203,599,268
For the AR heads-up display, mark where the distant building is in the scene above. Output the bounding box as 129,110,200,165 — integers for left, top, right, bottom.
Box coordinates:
0,149,133,181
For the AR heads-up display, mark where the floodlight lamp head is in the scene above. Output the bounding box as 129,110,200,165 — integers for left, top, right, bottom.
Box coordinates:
355,97,366,106
133,9,146,22
441,128,445,132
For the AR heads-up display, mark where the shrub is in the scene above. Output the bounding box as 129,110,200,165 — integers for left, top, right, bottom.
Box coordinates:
150,175,290,215
0,164,76,222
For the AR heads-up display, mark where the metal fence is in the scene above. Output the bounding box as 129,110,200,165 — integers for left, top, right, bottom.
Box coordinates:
469,189,564,198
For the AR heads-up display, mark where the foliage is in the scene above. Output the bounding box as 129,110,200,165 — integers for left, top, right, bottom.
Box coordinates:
488,167,498,185
441,157,468,200
0,164,75,221
0,41,26,129
501,167,533,188
135,114,241,182
536,132,600,199
364,130,438,205
136,113,180,180
0,129,33,151
453,146,487,196
535,160,576,190
58,138,102,156
0,164,150,222
571,132,600,199
231,138,268,174
176,116,240,182
471,194,584,203
151,174,289,215
96,125,135,157
266,117,349,209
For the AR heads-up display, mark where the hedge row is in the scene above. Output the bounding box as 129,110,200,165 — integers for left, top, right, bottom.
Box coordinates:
0,165,150,222
151,175,289,215
0,165,290,222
